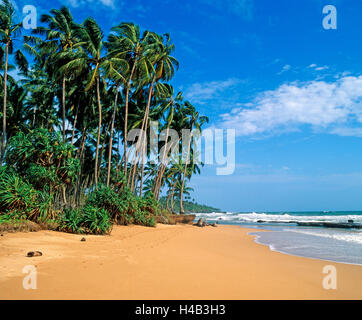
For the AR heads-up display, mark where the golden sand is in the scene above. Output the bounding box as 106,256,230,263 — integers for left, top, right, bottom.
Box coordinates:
0,224,361,299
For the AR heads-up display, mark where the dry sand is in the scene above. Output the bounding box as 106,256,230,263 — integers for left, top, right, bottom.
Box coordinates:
0,224,361,300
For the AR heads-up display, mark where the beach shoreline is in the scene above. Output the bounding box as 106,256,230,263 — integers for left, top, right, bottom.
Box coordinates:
250,230,362,267
0,224,362,300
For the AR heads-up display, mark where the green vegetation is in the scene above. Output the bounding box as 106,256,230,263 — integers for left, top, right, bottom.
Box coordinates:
0,2,208,234
60,205,112,235
160,197,221,214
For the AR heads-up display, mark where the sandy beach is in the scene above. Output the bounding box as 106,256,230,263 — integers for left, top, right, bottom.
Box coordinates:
0,224,362,300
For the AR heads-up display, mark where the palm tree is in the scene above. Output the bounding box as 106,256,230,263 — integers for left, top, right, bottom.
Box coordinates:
60,18,114,186
0,4,211,222
179,102,209,213
107,23,153,177
4,80,27,140
153,86,183,200
21,66,58,129
102,43,128,187
166,159,184,212
34,6,80,142
129,32,179,192
0,0,24,161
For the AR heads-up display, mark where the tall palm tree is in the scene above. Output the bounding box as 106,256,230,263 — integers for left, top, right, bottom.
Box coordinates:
179,102,208,213
35,6,80,142
21,66,58,129
4,80,27,140
0,0,24,161
102,42,128,187
107,23,153,177
166,159,184,212
129,32,179,192
0,4,211,219
60,18,113,186
153,86,183,200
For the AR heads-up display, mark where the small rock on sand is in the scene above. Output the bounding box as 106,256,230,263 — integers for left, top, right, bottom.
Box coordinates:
196,218,204,227
27,251,42,257
81,237,86,242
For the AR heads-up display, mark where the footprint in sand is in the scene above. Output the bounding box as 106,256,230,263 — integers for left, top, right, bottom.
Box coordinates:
125,256,138,265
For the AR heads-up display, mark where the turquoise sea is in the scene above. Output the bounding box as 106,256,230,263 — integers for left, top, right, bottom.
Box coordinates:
194,211,362,265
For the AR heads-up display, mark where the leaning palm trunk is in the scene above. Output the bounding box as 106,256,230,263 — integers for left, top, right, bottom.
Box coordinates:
62,76,66,142
98,119,112,181
62,186,67,205
60,77,68,205
32,105,37,128
71,104,79,147
166,177,175,210
138,115,149,197
1,43,9,163
153,125,170,197
124,59,137,177
170,180,177,212
94,77,102,187
139,147,146,197
179,166,188,214
130,115,148,192
106,86,119,187
128,100,150,190
129,79,154,191
179,123,193,214
155,138,180,200
152,165,161,196
76,127,87,159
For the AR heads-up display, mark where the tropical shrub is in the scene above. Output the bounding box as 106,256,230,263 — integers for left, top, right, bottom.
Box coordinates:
35,189,54,221
139,196,161,216
0,170,54,222
0,172,37,215
133,207,155,227
82,205,112,235
59,205,112,235
121,192,158,227
60,208,84,234
0,210,27,224
6,128,80,191
85,185,129,224
84,185,158,227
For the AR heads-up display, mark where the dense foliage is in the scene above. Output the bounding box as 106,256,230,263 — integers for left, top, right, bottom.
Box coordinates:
160,197,222,214
0,2,209,234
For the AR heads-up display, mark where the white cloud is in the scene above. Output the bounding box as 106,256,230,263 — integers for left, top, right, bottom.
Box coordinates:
315,66,329,71
329,127,362,137
278,64,291,75
308,64,329,71
220,75,362,137
66,0,116,8
185,78,241,104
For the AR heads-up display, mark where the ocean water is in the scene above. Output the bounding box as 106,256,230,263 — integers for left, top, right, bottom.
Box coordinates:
194,211,362,265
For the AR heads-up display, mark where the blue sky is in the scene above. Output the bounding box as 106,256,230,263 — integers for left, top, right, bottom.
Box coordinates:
12,0,362,212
